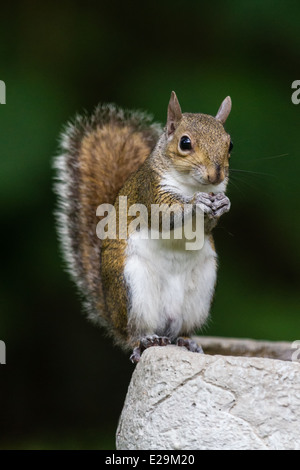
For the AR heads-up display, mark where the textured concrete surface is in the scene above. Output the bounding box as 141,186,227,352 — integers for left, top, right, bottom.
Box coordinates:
116,342,300,450
194,336,294,361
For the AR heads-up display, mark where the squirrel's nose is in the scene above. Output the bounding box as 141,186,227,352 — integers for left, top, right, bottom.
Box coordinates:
207,164,224,185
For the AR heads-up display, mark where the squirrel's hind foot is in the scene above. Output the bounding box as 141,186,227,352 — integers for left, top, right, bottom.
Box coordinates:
130,335,171,363
176,337,204,354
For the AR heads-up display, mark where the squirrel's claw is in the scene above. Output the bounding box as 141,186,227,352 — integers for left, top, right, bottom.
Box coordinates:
130,347,141,364
176,337,204,354
130,335,171,363
212,193,231,217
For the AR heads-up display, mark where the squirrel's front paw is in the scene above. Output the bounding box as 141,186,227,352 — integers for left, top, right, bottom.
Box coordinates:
194,192,214,216
211,192,231,218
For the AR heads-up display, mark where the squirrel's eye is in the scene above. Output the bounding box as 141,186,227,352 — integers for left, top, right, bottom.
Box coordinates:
180,136,192,151
229,140,233,152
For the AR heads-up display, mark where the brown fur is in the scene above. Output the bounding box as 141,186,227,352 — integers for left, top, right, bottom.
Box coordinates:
79,125,159,308
100,158,161,347
166,114,230,184
98,107,231,349
54,95,231,352
54,104,161,337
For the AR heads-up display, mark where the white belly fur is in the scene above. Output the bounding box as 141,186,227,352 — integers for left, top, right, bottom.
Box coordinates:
124,232,217,341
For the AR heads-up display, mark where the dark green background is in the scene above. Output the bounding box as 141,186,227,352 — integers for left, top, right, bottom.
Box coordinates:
0,1,299,449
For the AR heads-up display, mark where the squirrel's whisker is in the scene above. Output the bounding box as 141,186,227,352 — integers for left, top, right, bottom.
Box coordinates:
229,168,275,178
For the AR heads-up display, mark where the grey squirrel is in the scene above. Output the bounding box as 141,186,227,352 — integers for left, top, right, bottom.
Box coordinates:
54,91,232,363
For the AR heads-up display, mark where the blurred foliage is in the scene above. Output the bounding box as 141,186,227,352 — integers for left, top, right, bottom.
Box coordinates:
0,0,299,450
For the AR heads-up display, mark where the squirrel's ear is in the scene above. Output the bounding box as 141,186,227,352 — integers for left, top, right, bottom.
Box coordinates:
215,96,232,124
167,91,182,137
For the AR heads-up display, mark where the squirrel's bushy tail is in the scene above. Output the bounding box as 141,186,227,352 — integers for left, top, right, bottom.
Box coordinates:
54,104,161,327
